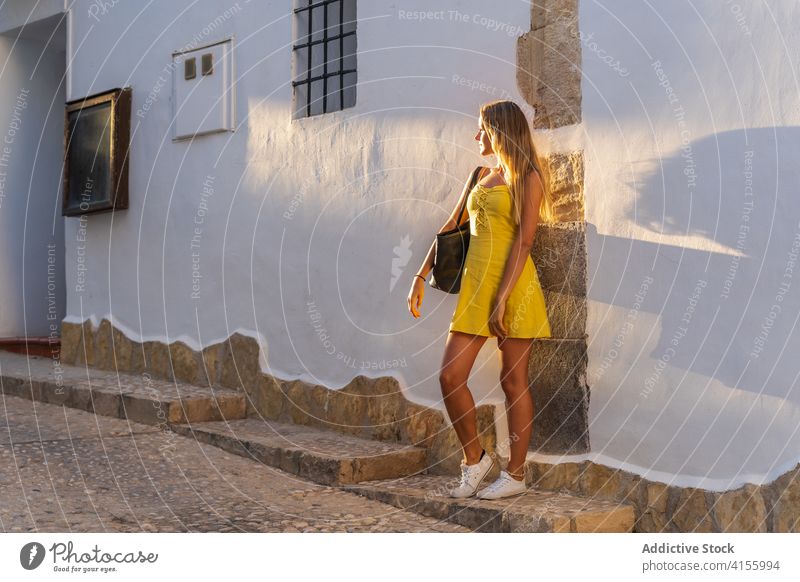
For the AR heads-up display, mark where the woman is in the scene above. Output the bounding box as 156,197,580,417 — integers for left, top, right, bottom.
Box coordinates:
407,100,554,500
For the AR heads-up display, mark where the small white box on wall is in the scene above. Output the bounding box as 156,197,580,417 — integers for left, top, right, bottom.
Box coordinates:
172,38,235,141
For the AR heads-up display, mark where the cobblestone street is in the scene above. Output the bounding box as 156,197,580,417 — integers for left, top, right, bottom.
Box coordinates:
0,394,467,533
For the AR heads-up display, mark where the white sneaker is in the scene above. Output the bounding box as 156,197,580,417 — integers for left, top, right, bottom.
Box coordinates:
476,469,527,500
449,451,494,498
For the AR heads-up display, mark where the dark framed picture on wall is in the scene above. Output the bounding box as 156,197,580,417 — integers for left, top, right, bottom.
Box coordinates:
62,87,131,216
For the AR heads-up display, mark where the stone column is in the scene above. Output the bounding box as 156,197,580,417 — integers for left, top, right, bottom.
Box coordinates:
518,1,589,454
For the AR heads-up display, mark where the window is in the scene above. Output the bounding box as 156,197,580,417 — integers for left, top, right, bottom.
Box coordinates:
292,0,357,118
63,88,131,216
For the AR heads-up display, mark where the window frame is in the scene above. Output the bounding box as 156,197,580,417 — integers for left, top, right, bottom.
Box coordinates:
291,0,357,118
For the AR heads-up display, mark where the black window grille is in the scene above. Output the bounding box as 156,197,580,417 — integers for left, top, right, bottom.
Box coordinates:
292,0,357,118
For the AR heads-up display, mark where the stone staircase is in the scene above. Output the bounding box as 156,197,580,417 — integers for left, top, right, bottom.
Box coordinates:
0,351,635,532
171,418,428,486
342,474,633,532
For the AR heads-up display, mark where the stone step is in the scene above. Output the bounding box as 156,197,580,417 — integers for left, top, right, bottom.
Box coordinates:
0,352,245,425
342,474,635,532
170,418,429,486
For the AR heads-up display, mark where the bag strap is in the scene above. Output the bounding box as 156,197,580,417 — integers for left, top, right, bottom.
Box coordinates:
455,166,488,226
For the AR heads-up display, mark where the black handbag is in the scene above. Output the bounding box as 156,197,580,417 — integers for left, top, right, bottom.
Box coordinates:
429,165,486,294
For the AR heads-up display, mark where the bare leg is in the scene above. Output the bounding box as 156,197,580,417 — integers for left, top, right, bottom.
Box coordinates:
439,331,489,465
497,336,535,480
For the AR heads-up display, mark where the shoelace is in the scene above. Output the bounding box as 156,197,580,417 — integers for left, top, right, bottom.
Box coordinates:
459,456,490,487
484,471,516,493
458,463,476,486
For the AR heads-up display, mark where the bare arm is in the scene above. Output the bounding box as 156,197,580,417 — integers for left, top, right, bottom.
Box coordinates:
494,169,544,303
415,239,437,278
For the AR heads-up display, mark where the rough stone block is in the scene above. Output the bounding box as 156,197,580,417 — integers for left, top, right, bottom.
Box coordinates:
532,221,586,296
543,288,587,339
111,326,133,372
636,510,669,533
517,9,581,129
63,381,121,417
529,460,582,491
168,341,198,384
128,341,146,374
219,333,261,391
647,481,670,514
201,343,222,386
75,320,95,367
59,321,82,365
284,380,313,426
573,506,634,532
528,337,589,453
402,402,445,448
121,393,170,425
367,392,403,442
579,461,622,499
94,319,114,370
245,373,286,420
327,387,367,435
90,388,124,418
531,0,579,31
428,424,466,476
143,341,172,381
544,151,584,222
308,384,330,425
669,488,714,532
711,484,767,532
767,464,800,532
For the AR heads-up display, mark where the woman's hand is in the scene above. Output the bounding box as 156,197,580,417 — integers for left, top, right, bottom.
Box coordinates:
489,295,508,339
408,276,425,318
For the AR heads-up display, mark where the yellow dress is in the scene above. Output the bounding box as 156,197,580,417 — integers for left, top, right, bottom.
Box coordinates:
449,181,552,338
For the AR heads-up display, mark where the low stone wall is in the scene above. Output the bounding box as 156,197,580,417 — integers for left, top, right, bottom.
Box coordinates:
58,318,799,530
527,459,800,532
59,318,497,476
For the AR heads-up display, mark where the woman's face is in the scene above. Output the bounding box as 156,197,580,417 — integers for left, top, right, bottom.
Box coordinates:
474,117,493,156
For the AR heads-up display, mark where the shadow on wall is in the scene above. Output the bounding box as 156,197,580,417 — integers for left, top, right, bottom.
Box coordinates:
588,127,800,401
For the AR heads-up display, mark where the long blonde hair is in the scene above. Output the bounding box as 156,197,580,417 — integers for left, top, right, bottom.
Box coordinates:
479,100,555,226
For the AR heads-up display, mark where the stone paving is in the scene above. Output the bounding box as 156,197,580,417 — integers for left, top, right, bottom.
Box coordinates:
344,474,634,532
0,394,467,532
